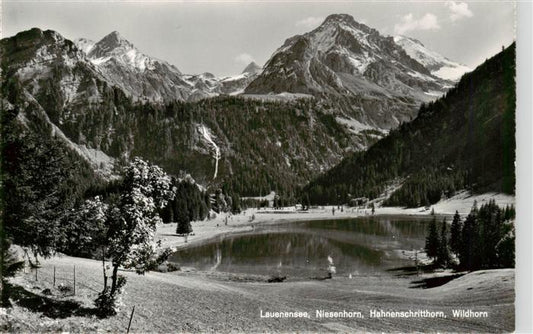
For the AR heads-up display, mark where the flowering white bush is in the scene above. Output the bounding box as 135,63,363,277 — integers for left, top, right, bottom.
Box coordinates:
96,158,175,316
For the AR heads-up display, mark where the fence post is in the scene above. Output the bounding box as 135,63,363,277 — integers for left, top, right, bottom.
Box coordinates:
53,266,56,287
73,265,76,296
415,250,419,276
127,306,136,334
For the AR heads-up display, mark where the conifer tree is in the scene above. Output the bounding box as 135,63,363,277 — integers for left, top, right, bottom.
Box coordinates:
450,210,462,256
425,217,440,261
437,218,450,267
176,199,192,235
3,127,73,260
460,211,479,270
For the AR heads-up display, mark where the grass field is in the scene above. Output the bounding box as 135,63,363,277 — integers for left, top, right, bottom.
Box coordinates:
1,253,514,333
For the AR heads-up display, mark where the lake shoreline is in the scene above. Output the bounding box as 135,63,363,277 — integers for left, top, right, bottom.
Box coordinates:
156,207,442,252
167,213,435,277
155,191,514,252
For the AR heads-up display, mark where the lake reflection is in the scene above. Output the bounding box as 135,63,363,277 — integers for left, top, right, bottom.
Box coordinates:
170,216,431,277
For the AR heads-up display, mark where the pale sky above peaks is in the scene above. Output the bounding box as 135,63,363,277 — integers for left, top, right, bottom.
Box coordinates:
2,1,515,77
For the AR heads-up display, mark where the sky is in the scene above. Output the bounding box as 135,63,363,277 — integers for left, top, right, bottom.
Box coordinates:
2,1,515,77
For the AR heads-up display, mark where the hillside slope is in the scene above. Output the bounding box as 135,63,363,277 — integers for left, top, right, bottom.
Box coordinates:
304,43,515,206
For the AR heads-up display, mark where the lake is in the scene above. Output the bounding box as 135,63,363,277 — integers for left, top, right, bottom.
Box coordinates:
170,215,433,278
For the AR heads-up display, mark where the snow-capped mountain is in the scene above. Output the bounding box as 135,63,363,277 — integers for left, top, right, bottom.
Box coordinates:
246,14,449,100
87,31,172,72
74,32,258,101
393,35,471,81
76,31,196,102
245,14,454,130
1,27,380,192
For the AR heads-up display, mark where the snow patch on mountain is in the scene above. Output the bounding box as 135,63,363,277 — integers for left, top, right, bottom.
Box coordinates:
348,55,374,74
432,65,472,82
74,38,96,54
335,116,375,134
241,92,314,102
394,35,471,81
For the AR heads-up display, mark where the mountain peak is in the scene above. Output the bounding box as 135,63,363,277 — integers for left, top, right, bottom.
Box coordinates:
323,14,357,25
108,30,121,38
246,13,447,100
87,31,136,60
242,62,261,74
97,31,133,49
12,28,66,45
320,14,375,35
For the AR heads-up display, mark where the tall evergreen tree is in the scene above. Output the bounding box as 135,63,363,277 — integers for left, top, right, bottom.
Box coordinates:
460,213,477,270
437,218,450,267
450,210,462,256
176,199,193,235
425,217,440,261
3,126,73,259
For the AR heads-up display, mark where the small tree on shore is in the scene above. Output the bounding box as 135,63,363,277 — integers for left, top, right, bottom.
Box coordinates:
425,217,440,261
176,200,192,235
459,212,479,270
456,201,515,271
